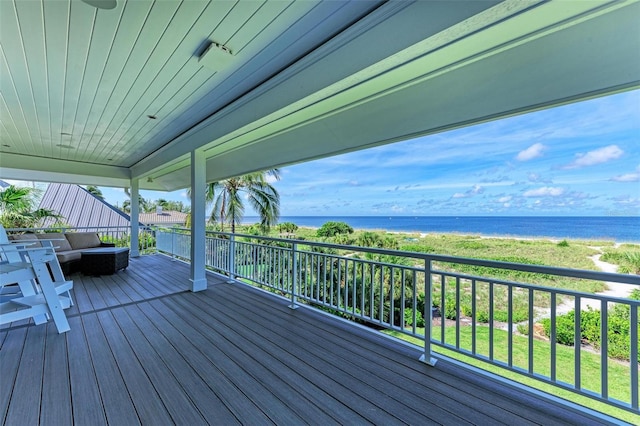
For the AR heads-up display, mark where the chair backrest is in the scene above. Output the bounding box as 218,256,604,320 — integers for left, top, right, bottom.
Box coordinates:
0,224,9,244
0,224,24,264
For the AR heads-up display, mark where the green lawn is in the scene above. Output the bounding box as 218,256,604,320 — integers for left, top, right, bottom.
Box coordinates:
385,326,639,423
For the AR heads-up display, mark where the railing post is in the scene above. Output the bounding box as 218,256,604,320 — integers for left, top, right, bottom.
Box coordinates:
227,234,235,284
289,242,299,310
420,257,437,366
171,228,177,261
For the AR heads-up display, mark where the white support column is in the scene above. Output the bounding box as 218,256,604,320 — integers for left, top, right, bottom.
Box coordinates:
190,149,207,292
130,179,140,258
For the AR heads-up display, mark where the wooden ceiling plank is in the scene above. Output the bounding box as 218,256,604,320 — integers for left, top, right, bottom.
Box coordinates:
92,1,205,164
43,0,70,157
126,69,214,160
14,1,52,156
71,3,124,162
0,98,20,148
61,0,95,160
0,53,31,152
95,1,235,165
211,1,264,47
83,1,182,162
225,1,293,54
1,0,40,156
78,0,154,163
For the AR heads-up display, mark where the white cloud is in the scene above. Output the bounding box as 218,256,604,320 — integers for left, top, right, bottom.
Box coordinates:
498,196,512,203
451,184,484,199
516,143,546,161
523,187,565,197
611,172,640,182
611,165,640,182
564,145,623,169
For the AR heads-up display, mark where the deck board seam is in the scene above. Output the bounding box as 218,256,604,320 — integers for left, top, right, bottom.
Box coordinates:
0,290,191,333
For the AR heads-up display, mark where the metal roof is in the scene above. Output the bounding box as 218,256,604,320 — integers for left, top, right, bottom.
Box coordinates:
138,210,187,226
39,182,135,229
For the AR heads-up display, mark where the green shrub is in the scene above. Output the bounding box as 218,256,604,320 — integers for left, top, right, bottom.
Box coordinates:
541,306,640,361
476,310,489,323
557,240,570,247
316,221,354,237
417,292,426,314
444,294,458,320
541,310,576,346
602,250,640,274
278,222,298,233
404,308,425,327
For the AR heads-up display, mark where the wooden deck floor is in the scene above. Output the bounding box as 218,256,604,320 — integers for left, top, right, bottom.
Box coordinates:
0,255,621,425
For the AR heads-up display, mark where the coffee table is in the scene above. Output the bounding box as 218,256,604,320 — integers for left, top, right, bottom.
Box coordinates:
81,247,129,276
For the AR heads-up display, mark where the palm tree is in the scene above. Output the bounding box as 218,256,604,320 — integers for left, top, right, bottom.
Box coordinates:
0,185,61,228
121,195,150,214
190,170,280,233
85,185,104,200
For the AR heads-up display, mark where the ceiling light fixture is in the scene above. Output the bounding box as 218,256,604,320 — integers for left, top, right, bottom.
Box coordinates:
56,144,74,149
198,40,233,71
81,0,117,10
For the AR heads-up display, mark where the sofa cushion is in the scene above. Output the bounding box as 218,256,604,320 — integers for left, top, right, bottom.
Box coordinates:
8,233,42,247
65,232,102,250
55,250,83,263
36,233,73,252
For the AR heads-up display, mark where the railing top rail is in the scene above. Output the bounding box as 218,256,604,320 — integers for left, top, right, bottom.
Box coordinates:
6,226,149,232
193,229,640,286
435,268,640,304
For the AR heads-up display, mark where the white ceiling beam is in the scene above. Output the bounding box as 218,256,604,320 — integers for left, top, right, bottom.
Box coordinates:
0,152,130,187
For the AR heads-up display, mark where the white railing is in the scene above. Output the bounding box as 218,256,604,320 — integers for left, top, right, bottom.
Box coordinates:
158,228,640,414
6,225,157,253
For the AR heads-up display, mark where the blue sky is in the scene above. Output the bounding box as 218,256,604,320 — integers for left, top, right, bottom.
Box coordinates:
59,89,640,216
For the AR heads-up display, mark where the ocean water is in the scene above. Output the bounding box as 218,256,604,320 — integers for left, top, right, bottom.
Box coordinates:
244,216,640,242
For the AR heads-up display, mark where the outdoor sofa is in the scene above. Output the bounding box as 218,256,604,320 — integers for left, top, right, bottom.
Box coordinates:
8,232,115,274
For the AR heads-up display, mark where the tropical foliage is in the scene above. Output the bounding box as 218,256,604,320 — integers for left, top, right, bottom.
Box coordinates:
602,249,640,274
316,221,353,238
85,185,104,200
203,169,281,233
278,222,298,233
119,195,190,214
539,289,640,361
0,185,61,228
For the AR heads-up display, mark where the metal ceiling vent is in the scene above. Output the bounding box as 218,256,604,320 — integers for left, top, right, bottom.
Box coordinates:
198,41,233,72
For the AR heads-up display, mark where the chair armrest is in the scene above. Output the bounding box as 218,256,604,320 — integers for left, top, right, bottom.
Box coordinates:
100,242,116,248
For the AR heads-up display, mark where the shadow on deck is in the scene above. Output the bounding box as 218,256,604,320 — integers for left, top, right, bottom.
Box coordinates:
0,255,619,425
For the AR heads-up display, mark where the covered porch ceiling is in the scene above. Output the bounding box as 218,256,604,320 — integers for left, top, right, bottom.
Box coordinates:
1,0,639,191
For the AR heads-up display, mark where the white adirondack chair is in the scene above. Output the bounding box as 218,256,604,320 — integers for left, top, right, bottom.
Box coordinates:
0,225,74,333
